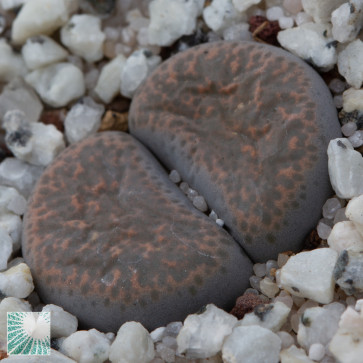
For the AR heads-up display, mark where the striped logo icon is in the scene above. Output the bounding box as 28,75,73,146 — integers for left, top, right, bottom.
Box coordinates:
7,312,50,355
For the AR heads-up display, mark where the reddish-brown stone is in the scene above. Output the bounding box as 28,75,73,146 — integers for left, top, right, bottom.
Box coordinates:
230,293,266,319
249,16,281,45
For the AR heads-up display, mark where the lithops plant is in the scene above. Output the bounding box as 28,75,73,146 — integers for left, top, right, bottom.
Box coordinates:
23,41,341,332
22,132,252,332
129,41,342,262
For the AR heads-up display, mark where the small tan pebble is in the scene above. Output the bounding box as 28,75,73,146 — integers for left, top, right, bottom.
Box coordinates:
99,110,128,132
292,295,306,307
260,277,279,298
277,252,291,268
103,39,118,59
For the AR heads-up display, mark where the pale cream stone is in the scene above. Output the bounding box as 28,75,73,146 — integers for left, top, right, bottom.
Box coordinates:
343,88,363,113
109,322,155,363
279,248,338,304
95,55,126,104
11,0,76,45
328,221,363,252
0,263,34,298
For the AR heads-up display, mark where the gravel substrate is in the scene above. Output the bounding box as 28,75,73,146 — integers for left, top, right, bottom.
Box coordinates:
1,0,363,362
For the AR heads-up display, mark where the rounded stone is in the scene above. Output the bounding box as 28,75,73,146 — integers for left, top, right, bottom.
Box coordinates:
22,131,252,332
129,41,341,262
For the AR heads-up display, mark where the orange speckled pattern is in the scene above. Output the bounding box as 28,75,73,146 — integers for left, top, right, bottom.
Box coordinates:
22,131,253,332
129,41,341,262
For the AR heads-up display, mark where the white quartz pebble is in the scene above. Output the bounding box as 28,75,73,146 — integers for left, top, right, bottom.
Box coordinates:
42,304,78,338
1,0,26,10
0,39,27,82
301,0,346,23
329,306,363,363
222,23,252,41
84,68,99,92
0,157,44,199
169,170,181,184
259,277,280,298
332,0,363,43
280,345,314,363
355,299,363,312
180,182,189,194
150,326,166,343
276,331,294,349
22,35,69,70
338,39,363,89
328,221,363,252
322,197,341,219
232,0,262,12
348,130,363,148
328,138,363,199
297,303,345,350
274,291,293,309
64,97,104,144
346,194,363,235
0,78,43,125
95,55,126,104
177,304,237,358
3,111,65,167
317,218,332,240
25,62,85,107
309,343,325,361
277,23,337,71
193,195,208,212
0,186,26,216
295,11,313,25
283,0,303,14
266,6,284,21
341,122,358,138
120,49,161,99
203,0,246,33
11,0,74,45
148,0,203,46
334,249,363,294
334,94,343,108
329,78,346,94
0,227,12,271
216,218,224,227
222,325,281,363
0,213,22,252
334,207,349,224
109,321,155,363
279,248,338,304
0,262,34,298
0,297,32,349
60,329,111,363
61,14,105,63
239,301,291,332
343,88,363,113
278,16,294,29
253,263,266,278
126,8,150,32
